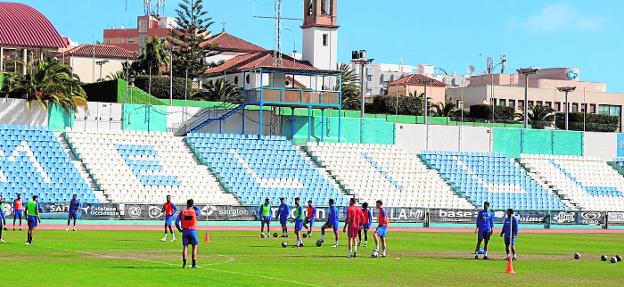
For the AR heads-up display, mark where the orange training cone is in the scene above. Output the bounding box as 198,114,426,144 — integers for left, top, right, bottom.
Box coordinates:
505,257,516,274
204,231,211,243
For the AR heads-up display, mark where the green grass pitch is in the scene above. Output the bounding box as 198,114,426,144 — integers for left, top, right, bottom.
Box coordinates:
0,230,622,286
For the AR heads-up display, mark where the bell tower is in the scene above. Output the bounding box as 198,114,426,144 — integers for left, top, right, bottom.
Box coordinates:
302,0,339,70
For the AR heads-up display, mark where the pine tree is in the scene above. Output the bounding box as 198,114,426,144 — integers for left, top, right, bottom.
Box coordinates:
170,0,218,78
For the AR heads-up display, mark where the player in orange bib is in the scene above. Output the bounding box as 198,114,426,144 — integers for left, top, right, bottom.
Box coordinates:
175,199,201,268
161,195,177,242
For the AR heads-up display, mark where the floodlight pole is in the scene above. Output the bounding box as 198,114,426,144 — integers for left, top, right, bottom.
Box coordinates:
557,86,576,130
517,68,539,128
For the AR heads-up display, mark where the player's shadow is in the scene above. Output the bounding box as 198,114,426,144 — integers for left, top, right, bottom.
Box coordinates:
111,266,174,270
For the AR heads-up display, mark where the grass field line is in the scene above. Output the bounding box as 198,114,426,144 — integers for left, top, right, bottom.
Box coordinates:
40,245,324,287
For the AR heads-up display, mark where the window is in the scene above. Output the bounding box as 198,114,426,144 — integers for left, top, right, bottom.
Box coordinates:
499,99,506,106
571,103,578,112
528,100,534,108
509,100,516,109
246,74,250,84
234,76,239,85
598,104,621,117
518,100,525,110
545,101,552,108
536,101,543,106
491,98,497,105
590,104,596,113
555,102,561,111
581,103,587,113
321,0,328,15
307,0,313,15
322,34,328,46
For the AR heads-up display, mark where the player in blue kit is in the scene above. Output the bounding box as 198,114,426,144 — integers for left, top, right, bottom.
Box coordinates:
66,194,81,232
474,201,494,260
0,194,5,243
276,197,290,237
500,208,519,261
320,199,340,247
175,199,201,268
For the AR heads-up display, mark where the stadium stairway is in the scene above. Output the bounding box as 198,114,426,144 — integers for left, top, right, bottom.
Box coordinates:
420,151,568,211
305,143,474,209
0,125,98,203
56,133,108,203
185,133,350,207
520,154,624,211
64,130,239,205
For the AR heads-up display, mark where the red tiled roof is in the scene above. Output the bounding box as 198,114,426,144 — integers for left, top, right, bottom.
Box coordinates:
387,74,446,87
202,32,265,53
63,44,137,59
205,50,317,75
0,2,66,48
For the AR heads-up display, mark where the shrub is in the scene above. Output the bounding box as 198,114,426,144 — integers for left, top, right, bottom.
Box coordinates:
370,95,424,116
555,112,619,132
133,76,193,100
469,104,515,123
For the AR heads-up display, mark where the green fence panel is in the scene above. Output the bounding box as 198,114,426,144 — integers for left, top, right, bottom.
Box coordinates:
116,79,166,105
47,103,75,132
493,128,522,158
522,129,553,155
122,104,167,132
282,115,395,145
552,130,583,156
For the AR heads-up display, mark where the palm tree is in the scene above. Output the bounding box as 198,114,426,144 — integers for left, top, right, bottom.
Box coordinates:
337,64,360,110
135,37,170,75
193,78,241,103
432,101,460,117
515,105,555,129
1,59,87,113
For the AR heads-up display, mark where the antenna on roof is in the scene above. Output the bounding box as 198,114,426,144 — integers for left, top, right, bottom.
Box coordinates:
253,0,302,67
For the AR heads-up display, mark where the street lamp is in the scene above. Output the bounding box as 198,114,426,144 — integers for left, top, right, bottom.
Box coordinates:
557,86,576,130
352,50,374,118
517,67,539,128
95,60,109,82
284,27,297,66
414,77,436,150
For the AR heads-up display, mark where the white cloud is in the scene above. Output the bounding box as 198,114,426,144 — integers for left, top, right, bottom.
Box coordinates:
518,3,606,32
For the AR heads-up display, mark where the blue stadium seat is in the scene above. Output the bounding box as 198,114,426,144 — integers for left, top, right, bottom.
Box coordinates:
420,151,568,211
186,133,349,207
0,124,97,203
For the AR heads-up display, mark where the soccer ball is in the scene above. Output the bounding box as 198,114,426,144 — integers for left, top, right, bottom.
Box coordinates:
610,257,618,264
616,255,622,262
302,233,308,238
315,240,322,247
573,253,581,260
601,255,608,261
281,241,288,248
273,232,278,238
371,251,379,258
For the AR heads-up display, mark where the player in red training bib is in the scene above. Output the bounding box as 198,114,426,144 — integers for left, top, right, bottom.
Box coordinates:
161,195,177,242
344,198,362,258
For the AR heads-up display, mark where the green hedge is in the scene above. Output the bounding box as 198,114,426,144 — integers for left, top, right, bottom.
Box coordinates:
554,112,619,132
468,104,515,123
369,96,424,116
133,76,194,100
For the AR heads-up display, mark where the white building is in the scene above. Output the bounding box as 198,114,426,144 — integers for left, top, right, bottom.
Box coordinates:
61,44,136,83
